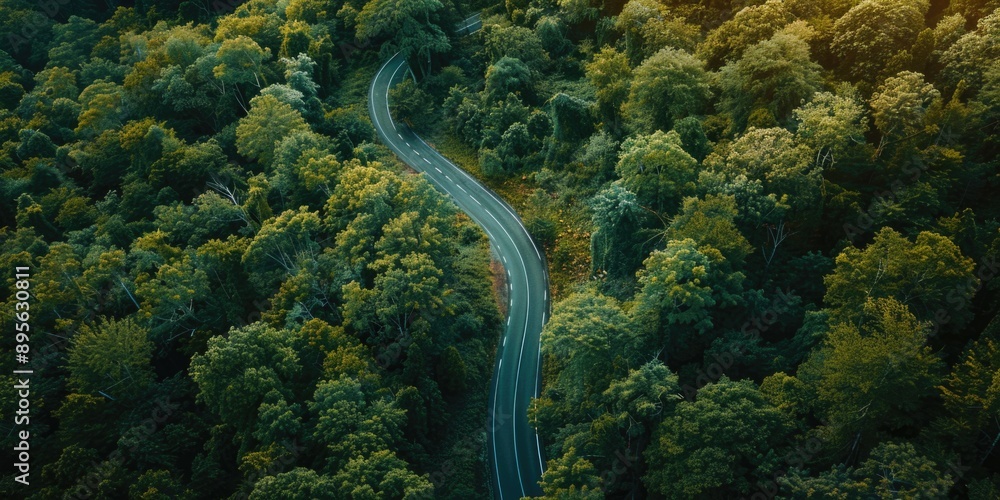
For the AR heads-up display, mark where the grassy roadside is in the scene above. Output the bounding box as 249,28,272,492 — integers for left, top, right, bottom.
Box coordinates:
421,127,592,298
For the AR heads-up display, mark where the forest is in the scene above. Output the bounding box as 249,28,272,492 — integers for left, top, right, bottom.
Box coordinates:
1,0,999,498
0,0,501,498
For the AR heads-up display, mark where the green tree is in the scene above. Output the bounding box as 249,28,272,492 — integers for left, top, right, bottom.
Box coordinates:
496,121,534,170
46,15,100,69
244,174,276,228
481,23,549,70
310,375,406,471
0,71,25,109
719,30,823,132
799,298,943,450
15,129,56,160
236,94,310,166
615,130,698,214
271,136,339,207
135,251,211,339
623,47,711,133
150,139,228,198
324,163,402,271
589,181,648,278
585,46,631,132
389,78,433,129
189,323,302,434
870,71,940,154
330,449,433,498
40,444,103,492
282,53,320,101
548,93,593,144
781,441,954,498
696,0,793,69
280,20,313,59
243,206,322,292
67,317,155,400
865,442,954,497
558,0,600,24
260,83,306,113
436,345,467,394
632,238,744,356
32,242,127,325
777,465,865,499
541,291,635,414
823,227,977,331
130,470,186,499
671,116,711,162
602,359,681,437
18,66,80,142
831,0,928,82
286,0,339,23
665,194,753,271
355,0,450,79
535,16,572,58
793,90,869,168
939,334,1000,461
214,34,272,95
710,127,822,221
152,63,217,118
644,377,792,498
250,468,337,499
485,57,533,103
615,0,698,63
342,251,448,345
940,12,1000,91
75,80,124,138
539,447,604,499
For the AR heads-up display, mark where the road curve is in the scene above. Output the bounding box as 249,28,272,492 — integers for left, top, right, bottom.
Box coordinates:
367,21,549,499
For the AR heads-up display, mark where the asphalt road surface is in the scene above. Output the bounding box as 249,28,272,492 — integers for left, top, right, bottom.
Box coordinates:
367,18,549,498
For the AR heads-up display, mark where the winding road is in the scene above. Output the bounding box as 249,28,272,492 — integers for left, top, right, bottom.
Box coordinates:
367,14,548,499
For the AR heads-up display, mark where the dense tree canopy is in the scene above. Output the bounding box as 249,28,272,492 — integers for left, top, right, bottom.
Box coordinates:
5,0,1000,498
0,3,502,498
418,0,1000,497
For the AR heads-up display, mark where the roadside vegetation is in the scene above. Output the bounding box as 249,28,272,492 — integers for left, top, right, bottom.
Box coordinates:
398,0,1000,497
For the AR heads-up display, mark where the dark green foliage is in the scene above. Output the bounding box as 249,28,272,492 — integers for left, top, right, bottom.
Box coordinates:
422,2,1000,498
671,116,710,162
548,92,593,143
485,56,534,102
0,4,503,499
644,377,792,498
6,0,1000,497
589,182,649,279
388,77,434,129
718,29,823,133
